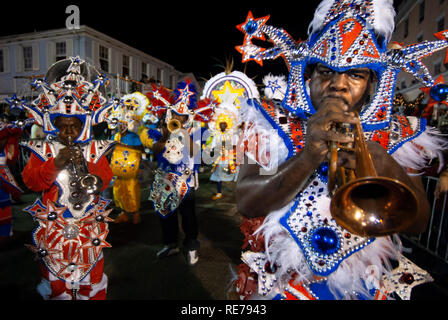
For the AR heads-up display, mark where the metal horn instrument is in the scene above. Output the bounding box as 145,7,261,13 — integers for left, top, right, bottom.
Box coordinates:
328,112,419,237
64,136,103,211
167,119,182,133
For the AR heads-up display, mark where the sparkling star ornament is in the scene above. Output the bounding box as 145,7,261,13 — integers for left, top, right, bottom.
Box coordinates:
382,254,433,300
212,80,246,106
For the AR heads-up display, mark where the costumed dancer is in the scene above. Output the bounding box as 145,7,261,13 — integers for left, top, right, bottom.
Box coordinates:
20,57,115,300
107,92,147,224
149,79,214,265
232,1,448,300
201,68,259,200
0,102,28,244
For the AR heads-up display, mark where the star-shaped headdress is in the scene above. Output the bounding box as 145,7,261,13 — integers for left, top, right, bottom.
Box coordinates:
9,56,113,142
236,0,448,131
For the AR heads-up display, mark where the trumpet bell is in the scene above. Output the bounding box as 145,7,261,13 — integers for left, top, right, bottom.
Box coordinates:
167,119,182,133
330,176,419,237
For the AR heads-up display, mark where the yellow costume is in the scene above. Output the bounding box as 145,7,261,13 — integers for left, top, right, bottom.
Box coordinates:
110,144,142,213
106,92,148,224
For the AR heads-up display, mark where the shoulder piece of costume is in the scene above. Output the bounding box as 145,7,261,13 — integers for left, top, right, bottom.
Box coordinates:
12,56,114,143
20,139,115,164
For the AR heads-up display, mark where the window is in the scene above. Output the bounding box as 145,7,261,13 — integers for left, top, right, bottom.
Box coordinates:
99,45,109,72
55,41,66,61
401,80,406,89
419,1,425,23
437,16,445,32
417,33,423,43
0,50,4,73
157,68,163,84
122,54,130,77
23,46,33,71
170,75,176,89
141,62,149,81
404,18,409,38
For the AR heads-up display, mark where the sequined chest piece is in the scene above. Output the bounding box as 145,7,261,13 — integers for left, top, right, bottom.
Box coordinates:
280,175,374,276
278,114,374,276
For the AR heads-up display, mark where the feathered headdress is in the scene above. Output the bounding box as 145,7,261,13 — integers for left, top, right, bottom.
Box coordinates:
236,0,448,131
10,56,112,142
145,79,216,125
202,70,259,133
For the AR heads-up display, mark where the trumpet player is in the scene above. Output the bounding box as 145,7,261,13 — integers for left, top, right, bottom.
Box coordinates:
149,80,206,266
20,57,115,300
232,0,448,300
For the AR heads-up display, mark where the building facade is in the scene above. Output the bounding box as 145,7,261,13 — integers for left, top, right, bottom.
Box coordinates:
0,25,199,102
393,0,448,99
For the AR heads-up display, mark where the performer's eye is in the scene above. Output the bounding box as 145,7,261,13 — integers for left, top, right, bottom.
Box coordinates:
317,67,334,76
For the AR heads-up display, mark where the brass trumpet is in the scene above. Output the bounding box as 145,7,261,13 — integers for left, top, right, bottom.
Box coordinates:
167,118,182,133
328,112,419,237
64,136,102,211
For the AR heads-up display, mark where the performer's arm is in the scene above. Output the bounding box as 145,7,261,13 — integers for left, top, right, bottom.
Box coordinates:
152,123,169,157
22,153,60,192
236,151,320,218
236,103,355,218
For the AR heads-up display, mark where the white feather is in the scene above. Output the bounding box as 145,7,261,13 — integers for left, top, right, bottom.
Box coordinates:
262,74,288,101
392,126,448,172
307,0,335,36
372,0,396,42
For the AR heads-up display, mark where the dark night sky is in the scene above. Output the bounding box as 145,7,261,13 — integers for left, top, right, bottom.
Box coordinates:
0,0,403,83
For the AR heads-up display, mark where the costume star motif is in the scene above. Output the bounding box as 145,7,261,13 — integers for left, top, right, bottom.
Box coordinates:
235,40,266,66
81,229,111,257
5,94,26,111
237,11,270,42
67,56,83,74
176,85,195,106
25,237,61,263
79,208,114,225
382,254,433,300
28,200,68,236
241,251,279,297
212,81,246,106
266,79,282,95
54,255,91,278
390,39,448,87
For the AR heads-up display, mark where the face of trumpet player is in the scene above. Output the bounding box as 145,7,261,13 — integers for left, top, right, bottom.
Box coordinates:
305,64,375,166
53,116,85,169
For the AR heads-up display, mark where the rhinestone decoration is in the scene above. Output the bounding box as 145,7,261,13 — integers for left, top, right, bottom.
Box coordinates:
382,254,433,300
62,224,80,240
279,176,374,276
241,251,279,297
